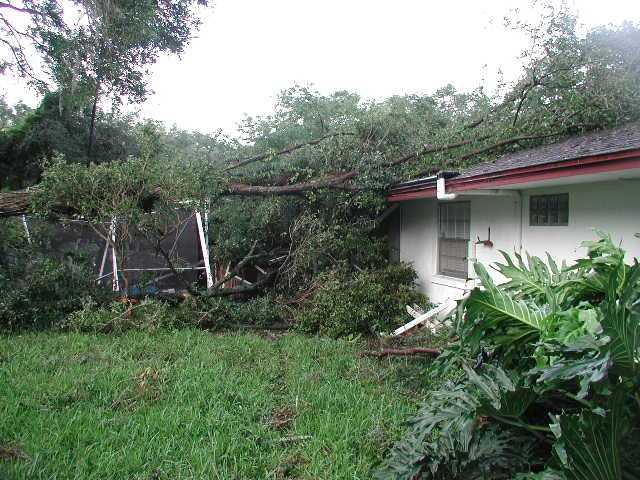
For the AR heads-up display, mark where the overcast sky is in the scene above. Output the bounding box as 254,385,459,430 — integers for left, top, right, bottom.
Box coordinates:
2,0,640,134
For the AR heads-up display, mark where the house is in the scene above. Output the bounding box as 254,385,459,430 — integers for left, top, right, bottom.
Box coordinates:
387,123,640,304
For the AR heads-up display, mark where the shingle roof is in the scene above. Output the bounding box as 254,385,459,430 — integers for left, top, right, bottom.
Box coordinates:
457,122,640,179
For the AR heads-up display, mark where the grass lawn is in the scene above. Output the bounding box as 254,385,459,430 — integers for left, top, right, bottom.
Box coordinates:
0,330,428,479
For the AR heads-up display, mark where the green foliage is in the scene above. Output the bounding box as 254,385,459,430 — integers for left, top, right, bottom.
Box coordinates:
0,256,110,330
64,295,283,333
0,92,139,188
0,217,112,330
295,263,428,338
64,298,198,333
199,295,283,328
377,233,640,479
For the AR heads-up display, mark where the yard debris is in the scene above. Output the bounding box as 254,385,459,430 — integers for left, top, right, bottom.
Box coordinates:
359,347,441,358
392,297,462,336
277,434,312,444
265,406,296,430
111,367,164,410
0,444,29,461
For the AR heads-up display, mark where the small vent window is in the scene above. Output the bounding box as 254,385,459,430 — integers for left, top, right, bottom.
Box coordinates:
438,202,470,278
530,194,569,226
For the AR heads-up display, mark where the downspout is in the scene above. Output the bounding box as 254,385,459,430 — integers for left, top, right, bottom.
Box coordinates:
517,190,523,253
437,173,458,200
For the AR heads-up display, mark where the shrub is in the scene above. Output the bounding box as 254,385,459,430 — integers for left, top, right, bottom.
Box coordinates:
0,217,112,330
295,263,428,337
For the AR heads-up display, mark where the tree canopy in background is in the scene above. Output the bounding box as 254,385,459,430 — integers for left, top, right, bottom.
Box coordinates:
0,0,211,162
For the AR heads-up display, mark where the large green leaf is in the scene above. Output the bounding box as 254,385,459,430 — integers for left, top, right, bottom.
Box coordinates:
466,263,549,350
554,399,624,480
495,251,551,301
534,351,611,399
600,262,640,375
375,364,537,480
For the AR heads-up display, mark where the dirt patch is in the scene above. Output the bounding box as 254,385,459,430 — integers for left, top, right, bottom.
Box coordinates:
112,367,164,410
264,405,296,431
0,444,29,461
274,453,308,479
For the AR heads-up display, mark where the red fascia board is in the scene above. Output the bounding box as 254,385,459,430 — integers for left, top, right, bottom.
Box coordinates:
386,149,640,202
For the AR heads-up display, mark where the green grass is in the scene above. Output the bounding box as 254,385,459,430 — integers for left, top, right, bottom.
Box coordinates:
0,330,428,479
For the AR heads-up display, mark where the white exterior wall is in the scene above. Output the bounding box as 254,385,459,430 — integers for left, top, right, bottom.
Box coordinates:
399,179,640,303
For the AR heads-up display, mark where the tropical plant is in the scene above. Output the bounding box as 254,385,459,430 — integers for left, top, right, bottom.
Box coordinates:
376,232,640,479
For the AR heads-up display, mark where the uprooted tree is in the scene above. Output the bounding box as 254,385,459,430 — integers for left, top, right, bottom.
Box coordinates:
1,4,640,301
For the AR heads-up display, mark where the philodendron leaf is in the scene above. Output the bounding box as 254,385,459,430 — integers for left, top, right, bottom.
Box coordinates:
466,263,549,353
515,470,566,480
554,399,624,480
533,352,611,399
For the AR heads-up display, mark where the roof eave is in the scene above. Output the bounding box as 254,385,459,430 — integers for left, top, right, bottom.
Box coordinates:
386,148,640,202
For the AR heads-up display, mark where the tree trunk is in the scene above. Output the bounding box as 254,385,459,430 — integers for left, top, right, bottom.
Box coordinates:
86,84,100,165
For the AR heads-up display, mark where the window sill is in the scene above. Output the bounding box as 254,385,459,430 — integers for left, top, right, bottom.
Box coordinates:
431,275,476,290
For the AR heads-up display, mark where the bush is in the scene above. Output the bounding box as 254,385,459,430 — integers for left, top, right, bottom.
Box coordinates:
295,263,428,337
0,217,113,330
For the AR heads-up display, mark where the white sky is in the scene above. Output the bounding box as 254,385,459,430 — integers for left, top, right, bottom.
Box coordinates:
2,0,640,134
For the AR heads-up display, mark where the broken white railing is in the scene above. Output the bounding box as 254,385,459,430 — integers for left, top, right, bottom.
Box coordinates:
392,292,471,337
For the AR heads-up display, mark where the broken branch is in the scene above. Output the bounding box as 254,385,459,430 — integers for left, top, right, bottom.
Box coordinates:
228,171,357,196
210,240,259,290
386,135,492,167
223,132,355,172
359,347,441,358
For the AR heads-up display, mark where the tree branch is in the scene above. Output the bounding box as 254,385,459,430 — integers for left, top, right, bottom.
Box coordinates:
227,171,358,196
223,132,355,172
0,191,30,217
210,240,258,290
359,347,441,358
385,135,492,167
0,2,42,16
206,274,274,297
453,128,575,163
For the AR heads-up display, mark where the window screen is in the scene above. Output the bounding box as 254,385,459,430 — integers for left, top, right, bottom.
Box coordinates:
438,202,470,278
530,194,569,226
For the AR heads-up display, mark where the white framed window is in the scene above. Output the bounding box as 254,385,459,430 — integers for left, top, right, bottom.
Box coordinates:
438,202,470,279
530,193,569,226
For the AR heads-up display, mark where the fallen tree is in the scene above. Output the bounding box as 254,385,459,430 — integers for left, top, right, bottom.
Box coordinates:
1,6,639,308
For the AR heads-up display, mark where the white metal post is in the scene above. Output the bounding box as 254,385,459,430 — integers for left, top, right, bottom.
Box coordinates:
110,217,120,292
97,238,110,284
195,211,214,289
21,215,32,244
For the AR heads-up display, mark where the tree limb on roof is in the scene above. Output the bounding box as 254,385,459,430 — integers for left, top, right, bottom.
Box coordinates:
386,135,493,167
227,170,358,196
223,131,356,172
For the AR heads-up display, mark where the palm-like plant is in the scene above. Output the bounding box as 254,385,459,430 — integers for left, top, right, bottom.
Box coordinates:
377,233,640,480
